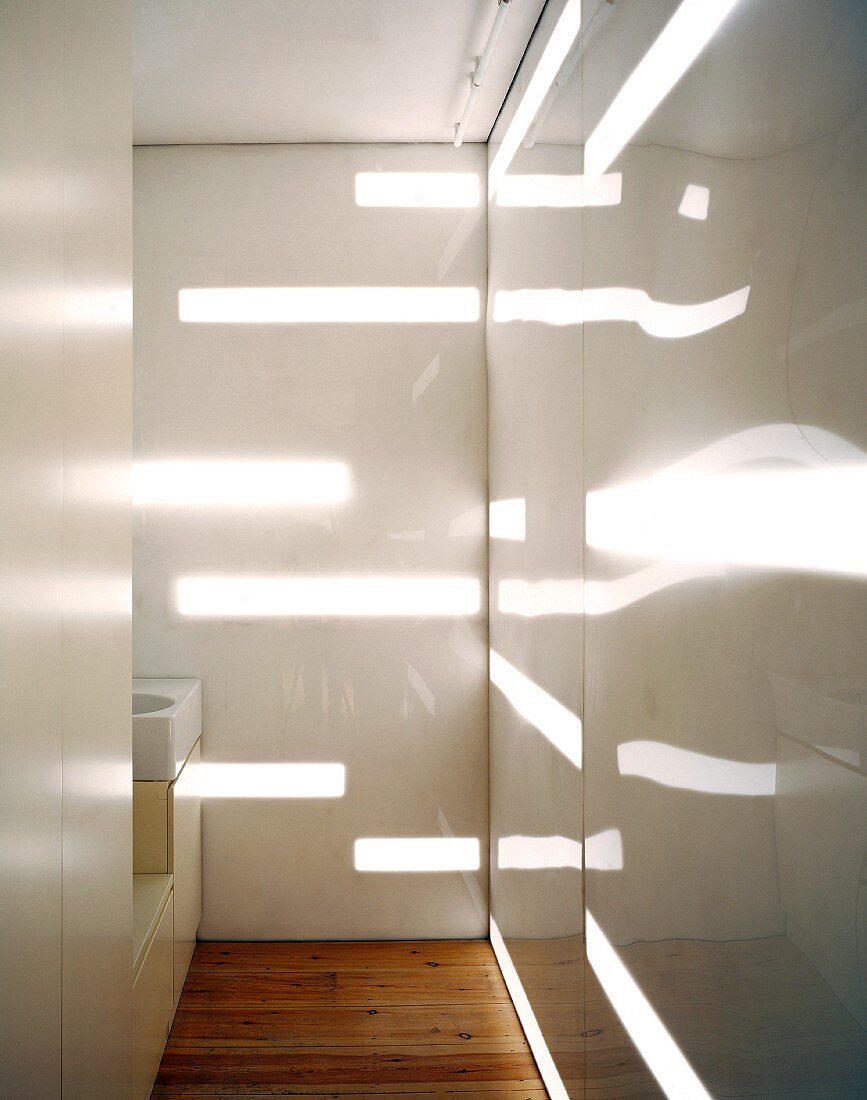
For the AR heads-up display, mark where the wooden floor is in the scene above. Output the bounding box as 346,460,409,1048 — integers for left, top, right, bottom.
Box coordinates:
151,940,548,1098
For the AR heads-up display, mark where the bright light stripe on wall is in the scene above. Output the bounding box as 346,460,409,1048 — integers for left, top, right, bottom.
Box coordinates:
489,498,526,540
489,917,571,1100
586,467,867,576
493,285,750,337
585,910,712,1099
583,0,744,191
496,829,622,871
132,460,350,507
618,741,775,796
586,828,625,871
488,0,583,201
496,172,622,208
178,287,480,324
498,565,724,617
176,576,481,618
354,837,480,872
489,650,582,769
198,763,345,798
585,562,724,614
355,172,480,208
678,183,709,220
498,834,582,870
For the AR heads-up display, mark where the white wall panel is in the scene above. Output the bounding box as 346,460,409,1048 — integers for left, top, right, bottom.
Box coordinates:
0,0,132,1095
133,143,488,939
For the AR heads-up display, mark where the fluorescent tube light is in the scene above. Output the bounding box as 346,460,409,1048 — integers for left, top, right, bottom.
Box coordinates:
488,0,583,201
176,575,481,618
132,460,350,507
355,172,480,208
354,837,480,872
178,286,480,324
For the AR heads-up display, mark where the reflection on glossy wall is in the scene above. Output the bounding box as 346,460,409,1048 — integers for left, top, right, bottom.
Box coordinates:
488,0,867,1095
134,144,488,938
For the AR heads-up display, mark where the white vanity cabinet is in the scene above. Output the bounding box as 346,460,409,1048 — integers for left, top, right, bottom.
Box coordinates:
132,737,202,1098
132,876,173,1100
169,739,202,1005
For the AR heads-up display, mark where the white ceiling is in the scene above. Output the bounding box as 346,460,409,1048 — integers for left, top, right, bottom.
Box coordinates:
133,0,546,145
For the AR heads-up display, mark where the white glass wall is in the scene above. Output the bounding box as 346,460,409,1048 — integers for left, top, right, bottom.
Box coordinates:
488,1,867,1094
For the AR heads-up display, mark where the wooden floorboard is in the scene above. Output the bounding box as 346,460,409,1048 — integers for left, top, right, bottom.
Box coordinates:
152,941,547,1098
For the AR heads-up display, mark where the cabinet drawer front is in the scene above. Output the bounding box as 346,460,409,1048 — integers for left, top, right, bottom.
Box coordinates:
133,892,173,1100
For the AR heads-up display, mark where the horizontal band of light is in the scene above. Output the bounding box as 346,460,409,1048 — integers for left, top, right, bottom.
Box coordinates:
679,183,709,220
618,741,775,796
178,287,480,324
586,467,867,576
354,837,480,872
586,828,625,871
498,834,582,870
355,172,480,208
198,763,345,799
488,0,583,201
496,172,622,208
490,650,582,769
489,917,570,1100
585,562,725,614
586,910,711,1099
498,565,724,618
497,829,622,871
489,498,526,541
176,576,481,617
132,460,350,507
493,285,750,337
583,0,743,192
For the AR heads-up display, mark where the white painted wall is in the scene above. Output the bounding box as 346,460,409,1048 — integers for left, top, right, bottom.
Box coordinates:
133,143,488,939
0,0,132,1095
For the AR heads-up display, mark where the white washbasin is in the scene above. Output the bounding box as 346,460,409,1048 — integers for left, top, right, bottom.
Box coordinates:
132,678,202,781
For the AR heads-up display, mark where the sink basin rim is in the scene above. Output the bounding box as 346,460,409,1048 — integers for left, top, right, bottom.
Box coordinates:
132,677,202,781
132,691,175,716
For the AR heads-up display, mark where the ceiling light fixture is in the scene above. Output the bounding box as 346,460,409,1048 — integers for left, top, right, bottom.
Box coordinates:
454,0,513,148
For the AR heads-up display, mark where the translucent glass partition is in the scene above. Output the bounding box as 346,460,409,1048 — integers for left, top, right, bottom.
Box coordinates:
487,0,867,1095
